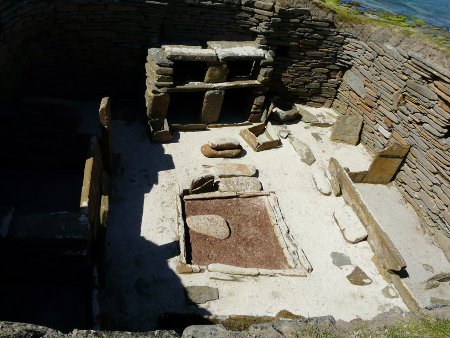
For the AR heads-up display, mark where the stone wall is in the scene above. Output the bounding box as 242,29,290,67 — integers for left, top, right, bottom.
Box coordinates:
0,0,345,103
333,32,450,245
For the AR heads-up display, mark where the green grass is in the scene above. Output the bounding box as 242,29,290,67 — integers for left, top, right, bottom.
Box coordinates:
318,0,450,49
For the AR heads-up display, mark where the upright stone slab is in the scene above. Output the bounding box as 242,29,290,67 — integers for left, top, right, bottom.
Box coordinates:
99,97,113,174
146,92,170,120
204,63,229,83
330,115,363,146
363,144,410,184
201,90,224,124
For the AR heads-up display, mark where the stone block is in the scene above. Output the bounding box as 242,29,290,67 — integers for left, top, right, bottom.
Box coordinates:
218,177,262,193
201,90,224,124
204,63,229,83
148,119,172,143
329,158,406,272
146,92,170,120
330,115,363,146
363,144,410,184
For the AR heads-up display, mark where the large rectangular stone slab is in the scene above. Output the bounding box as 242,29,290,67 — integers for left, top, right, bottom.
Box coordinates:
201,90,224,124
330,115,363,146
329,158,406,272
363,144,410,184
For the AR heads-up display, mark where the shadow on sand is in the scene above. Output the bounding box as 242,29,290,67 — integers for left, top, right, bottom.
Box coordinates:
100,116,211,333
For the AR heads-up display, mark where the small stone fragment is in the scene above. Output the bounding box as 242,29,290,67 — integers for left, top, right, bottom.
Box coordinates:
331,252,352,268
186,215,230,240
278,128,291,139
184,286,219,304
201,144,241,158
208,137,241,150
330,115,363,145
276,310,304,320
297,106,319,123
218,177,262,193
346,266,372,286
214,163,257,178
333,205,368,244
189,174,215,194
312,169,332,196
290,137,316,165
271,106,299,122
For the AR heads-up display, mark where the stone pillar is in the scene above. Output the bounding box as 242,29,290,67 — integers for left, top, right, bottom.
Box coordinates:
201,90,225,124
204,63,229,83
98,97,112,174
145,91,170,120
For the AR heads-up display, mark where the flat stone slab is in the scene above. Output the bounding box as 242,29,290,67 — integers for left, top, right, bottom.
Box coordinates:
290,137,316,165
363,144,410,184
186,215,230,240
190,174,215,194
208,138,241,150
201,144,241,158
218,177,262,193
333,205,368,244
346,266,372,286
330,115,363,145
184,286,219,304
213,163,257,178
163,46,218,62
312,169,332,196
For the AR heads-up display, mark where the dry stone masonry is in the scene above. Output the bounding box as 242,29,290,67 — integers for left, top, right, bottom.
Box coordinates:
333,37,450,246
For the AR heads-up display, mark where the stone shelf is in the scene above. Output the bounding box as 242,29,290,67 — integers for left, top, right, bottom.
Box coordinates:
158,80,264,93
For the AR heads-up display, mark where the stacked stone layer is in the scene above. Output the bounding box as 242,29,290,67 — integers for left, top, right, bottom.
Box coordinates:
333,38,450,238
0,0,345,103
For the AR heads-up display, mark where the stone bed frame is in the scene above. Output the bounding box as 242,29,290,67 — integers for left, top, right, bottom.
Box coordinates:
175,191,312,277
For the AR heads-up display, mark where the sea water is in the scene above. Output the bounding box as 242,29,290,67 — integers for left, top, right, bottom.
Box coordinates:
342,0,450,30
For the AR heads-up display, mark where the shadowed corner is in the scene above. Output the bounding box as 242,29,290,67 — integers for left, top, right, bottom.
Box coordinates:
98,113,211,332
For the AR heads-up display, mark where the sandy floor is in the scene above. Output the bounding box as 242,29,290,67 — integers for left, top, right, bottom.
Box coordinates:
102,107,408,330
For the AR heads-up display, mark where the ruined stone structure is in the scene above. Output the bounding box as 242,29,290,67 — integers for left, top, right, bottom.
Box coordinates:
1,0,450,334
333,34,450,250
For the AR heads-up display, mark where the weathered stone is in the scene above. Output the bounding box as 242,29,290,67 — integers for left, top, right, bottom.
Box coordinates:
329,158,406,272
201,90,224,124
190,174,215,194
330,115,363,146
278,128,291,139
327,166,341,197
204,64,229,83
186,215,230,240
363,144,410,184
184,286,219,305
406,80,439,101
346,266,372,286
149,119,172,143
164,46,218,62
201,144,241,158
208,137,240,150
213,163,257,178
146,92,170,120
182,325,227,338
270,106,299,122
218,177,262,193
290,137,316,165
312,169,332,196
343,70,365,98
297,106,319,123
333,205,368,244
240,123,281,152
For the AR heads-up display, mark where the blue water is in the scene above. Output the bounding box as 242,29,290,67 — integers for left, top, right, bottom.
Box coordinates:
342,0,450,30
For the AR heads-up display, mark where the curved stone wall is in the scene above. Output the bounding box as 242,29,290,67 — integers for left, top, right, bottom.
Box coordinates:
333,28,450,255
0,0,345,102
